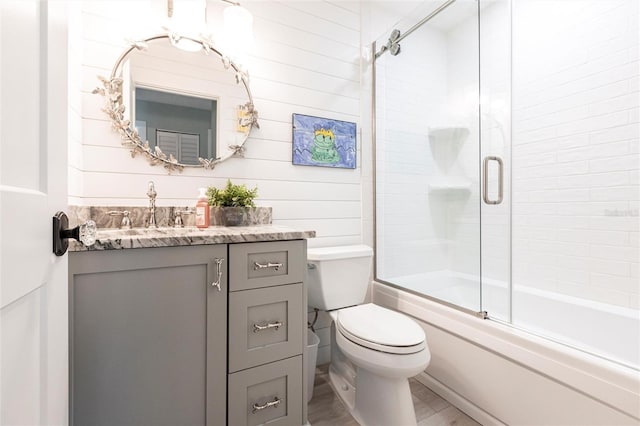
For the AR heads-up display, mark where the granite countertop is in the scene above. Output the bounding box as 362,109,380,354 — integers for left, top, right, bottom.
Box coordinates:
69,225,316,252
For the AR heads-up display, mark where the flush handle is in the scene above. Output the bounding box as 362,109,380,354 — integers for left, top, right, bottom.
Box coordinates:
52,211,97,256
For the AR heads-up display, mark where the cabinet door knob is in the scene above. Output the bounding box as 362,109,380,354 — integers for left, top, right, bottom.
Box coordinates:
252,397,281,413
211,258,224,291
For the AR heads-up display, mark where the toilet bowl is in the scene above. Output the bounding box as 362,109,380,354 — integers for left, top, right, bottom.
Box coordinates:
307,246,431,426
335,304,429,377
332,304,430,426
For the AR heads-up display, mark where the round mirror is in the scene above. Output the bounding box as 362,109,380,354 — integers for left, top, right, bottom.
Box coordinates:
94,33,258,173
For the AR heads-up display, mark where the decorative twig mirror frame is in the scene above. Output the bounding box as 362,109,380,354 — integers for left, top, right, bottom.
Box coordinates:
93,32,259,173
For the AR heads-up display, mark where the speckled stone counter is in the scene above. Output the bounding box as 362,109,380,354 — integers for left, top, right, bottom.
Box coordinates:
69,225,316,252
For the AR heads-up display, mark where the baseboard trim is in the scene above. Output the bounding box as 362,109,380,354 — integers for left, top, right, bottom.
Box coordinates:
415,372,506,426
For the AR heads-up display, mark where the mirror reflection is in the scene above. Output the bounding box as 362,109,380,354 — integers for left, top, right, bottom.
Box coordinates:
134,88,217,165
95,33,258,173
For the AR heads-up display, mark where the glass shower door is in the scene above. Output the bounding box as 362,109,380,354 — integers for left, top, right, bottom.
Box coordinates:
374,0,483,313
375,0,639,370
477,0,513,322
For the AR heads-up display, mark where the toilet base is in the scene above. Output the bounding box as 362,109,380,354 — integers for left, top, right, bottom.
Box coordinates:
328,363,417,426
328,364,355,411
352,368,417,426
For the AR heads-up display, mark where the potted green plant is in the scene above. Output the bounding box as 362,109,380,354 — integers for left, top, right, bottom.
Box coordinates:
206,179,259,226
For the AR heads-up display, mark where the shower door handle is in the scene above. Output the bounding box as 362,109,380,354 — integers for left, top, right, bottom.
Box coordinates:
482,156,504,205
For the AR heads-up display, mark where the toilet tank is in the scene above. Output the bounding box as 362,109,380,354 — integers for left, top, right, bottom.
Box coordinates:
307,245,373,311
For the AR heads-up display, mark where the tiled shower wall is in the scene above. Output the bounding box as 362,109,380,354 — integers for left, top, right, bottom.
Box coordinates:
375,0,638,310
375,23,455,280
511,0,639,309
375,2,481,281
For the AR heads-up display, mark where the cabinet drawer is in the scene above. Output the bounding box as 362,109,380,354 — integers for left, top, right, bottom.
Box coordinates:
229,241,304,291
228,356,302,426
229,283,304,372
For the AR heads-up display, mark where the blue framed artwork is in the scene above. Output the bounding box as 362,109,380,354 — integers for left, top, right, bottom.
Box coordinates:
292,113,356,169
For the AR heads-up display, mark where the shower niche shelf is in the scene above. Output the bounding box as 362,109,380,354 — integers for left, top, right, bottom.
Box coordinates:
428,127,469,144
427,181,472,195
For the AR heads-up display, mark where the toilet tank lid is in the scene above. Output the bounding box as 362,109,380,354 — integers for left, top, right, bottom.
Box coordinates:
307,245,373,261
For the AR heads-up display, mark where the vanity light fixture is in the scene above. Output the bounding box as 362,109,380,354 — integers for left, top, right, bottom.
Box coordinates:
222,0,255,56
167,0,206,52
166,0,254,54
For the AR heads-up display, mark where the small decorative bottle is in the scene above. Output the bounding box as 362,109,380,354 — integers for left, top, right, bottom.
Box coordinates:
195,188,210,229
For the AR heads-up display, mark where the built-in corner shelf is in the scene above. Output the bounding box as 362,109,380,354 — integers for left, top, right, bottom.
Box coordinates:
428,181,472,195
427,126,469,144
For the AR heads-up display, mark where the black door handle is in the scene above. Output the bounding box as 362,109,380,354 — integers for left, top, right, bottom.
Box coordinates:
52,211,96,256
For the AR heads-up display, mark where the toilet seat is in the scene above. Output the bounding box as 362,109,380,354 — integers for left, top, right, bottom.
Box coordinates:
336,304,426,354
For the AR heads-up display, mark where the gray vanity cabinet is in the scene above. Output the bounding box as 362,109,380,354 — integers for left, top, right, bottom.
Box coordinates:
69,239,308,426
227,240,306,426
69,245,228,426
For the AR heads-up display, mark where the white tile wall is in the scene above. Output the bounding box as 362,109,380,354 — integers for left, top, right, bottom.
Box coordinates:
374,0,481,282
511,0,640,309
68,0,365,249
373,0,638,312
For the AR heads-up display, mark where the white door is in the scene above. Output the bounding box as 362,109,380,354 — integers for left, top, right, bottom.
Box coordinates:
1,2,69,425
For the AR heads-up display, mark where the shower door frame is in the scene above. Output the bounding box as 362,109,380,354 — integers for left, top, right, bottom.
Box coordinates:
371,0,491,320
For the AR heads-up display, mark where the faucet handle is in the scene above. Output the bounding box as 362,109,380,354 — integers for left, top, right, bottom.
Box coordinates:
121,211,132,229
174,208,194,228
147,181,157,199
108,210,132,229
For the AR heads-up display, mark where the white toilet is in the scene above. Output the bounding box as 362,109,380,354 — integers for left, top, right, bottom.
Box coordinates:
307,245,430,426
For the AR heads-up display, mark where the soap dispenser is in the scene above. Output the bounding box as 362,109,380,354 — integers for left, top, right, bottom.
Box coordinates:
195,188,210,229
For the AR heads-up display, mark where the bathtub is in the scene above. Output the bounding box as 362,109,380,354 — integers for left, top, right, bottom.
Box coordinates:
388,270,640,368
372,280,640,425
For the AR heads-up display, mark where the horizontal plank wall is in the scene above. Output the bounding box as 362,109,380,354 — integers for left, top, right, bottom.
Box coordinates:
69,0,364,249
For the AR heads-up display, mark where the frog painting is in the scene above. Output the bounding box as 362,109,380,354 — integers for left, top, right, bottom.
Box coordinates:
292,113,356,169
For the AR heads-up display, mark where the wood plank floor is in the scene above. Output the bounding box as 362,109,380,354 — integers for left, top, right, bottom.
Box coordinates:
308,365,482,426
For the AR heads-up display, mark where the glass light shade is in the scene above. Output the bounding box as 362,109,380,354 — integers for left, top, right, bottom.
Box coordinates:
169,0,206,51
223,4,255,57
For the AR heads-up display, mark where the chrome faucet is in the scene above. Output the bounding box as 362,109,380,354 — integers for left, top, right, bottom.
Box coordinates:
146,181,158,228
108,210,132,229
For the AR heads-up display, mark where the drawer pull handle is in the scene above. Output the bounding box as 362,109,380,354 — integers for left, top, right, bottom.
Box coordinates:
252,397,281,413
211,258,224,291
253,321,283,332
254,261,283,271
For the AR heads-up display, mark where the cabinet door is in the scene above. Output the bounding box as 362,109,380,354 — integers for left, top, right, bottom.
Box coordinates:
228,356,303,426
228,283,304,372
229,241,304,291
69,245,227,426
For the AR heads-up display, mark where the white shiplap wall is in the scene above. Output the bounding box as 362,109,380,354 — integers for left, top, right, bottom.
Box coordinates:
69,0,364,249
69,0,367,366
